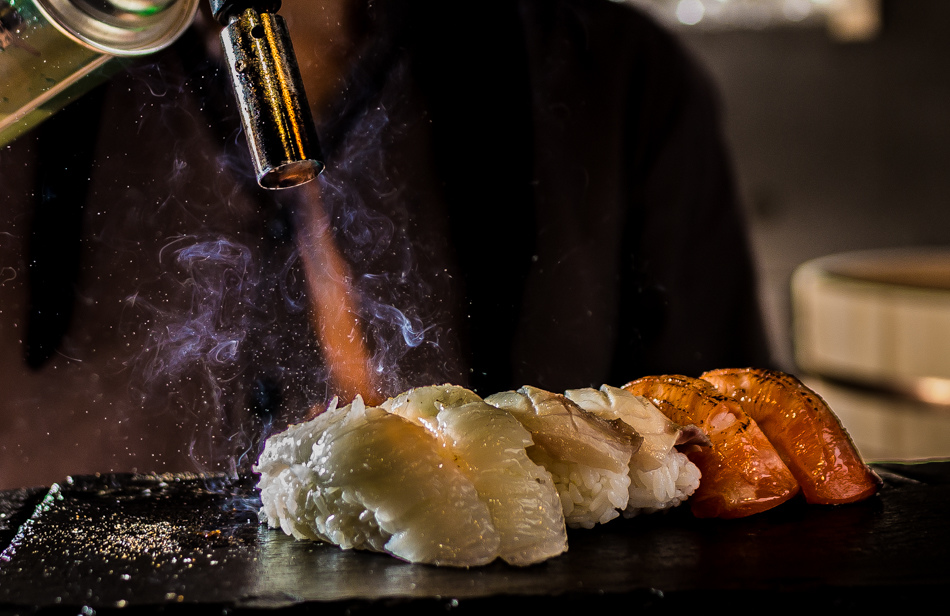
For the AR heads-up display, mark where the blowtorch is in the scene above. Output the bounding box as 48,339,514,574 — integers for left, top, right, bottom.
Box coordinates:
0,0,323,189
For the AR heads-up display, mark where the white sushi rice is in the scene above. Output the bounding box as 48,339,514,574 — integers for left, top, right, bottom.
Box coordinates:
530,448,631,529
625,449,701,516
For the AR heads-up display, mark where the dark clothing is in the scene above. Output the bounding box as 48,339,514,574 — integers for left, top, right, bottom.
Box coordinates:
317,0,771,395
0,0,769,485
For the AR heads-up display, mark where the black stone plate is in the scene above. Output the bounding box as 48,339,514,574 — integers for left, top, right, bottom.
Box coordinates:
0,464,948,614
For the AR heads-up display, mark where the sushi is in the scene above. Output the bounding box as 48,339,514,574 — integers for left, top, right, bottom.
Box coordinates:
255,369,875,567
255,395,500,566
563,385,704,517
484,386,638,529
256,386,568,567
700,368,881,505
383,385,568,566
624,375,800,518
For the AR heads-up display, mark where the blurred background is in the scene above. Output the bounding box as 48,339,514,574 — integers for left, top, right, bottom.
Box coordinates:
630,0,950,461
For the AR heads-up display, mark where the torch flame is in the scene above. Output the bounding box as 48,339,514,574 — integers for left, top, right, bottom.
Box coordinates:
295,181,382,411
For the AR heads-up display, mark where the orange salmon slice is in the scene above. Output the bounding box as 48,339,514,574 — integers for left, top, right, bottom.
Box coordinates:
701,368,881,505
624,375,799,519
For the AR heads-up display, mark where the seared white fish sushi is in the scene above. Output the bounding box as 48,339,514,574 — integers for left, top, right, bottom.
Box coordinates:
484,386,637,529
383,385,568,566
255,396,500,567
565,385,702,516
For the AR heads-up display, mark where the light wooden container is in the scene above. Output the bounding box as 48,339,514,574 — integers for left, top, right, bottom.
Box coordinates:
792,248,950,461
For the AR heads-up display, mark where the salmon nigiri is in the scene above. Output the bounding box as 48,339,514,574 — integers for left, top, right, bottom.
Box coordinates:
701,368,881,505
623,375,799,519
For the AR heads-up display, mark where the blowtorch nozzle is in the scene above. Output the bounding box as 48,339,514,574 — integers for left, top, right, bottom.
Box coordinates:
212,0,324,189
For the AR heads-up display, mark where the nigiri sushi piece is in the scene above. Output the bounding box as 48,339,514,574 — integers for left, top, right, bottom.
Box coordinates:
700,367,881,505
484,386,637,529
624,375,799,519
564,385,703,517
255,396,501,567
382,385,568,566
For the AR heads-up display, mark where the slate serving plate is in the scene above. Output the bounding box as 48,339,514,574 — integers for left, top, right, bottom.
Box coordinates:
0,463,947,614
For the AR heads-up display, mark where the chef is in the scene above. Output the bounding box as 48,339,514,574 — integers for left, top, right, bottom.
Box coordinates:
0,0,769,488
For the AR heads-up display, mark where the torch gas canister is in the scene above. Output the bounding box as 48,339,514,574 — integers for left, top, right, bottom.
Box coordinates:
0,0,199,146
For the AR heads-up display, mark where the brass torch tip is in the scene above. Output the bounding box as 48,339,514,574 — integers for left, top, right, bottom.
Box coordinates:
220,8,324,190
260,159,325,189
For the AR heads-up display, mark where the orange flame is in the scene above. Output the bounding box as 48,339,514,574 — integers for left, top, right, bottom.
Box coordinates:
295,181,382,412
